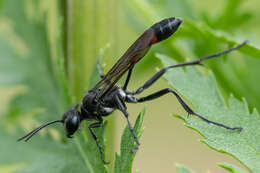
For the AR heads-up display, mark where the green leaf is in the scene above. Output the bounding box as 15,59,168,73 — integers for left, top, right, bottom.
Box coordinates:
157,54,260,173
176,164,194,173
178,19,260,137
203,0,252,31
180,19,260,59
0,130,88,173
179,20,260,116
0,0,66,122
114,109,145,173
219,163,247,173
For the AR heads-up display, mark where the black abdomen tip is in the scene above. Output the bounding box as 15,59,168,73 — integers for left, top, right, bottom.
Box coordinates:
151,17,182,42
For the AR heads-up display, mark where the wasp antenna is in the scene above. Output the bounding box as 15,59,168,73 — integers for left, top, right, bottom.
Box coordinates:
17,120,63,142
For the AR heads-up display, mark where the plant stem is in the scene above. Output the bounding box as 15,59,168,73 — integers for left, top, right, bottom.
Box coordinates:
64,0,118,171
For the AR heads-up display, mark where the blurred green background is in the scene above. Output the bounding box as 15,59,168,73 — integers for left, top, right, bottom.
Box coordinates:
0,0,260,172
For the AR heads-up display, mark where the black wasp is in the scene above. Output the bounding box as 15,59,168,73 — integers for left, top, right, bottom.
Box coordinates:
19,17,246,164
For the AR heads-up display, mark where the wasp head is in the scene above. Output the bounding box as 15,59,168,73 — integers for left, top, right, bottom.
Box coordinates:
62,108,81,138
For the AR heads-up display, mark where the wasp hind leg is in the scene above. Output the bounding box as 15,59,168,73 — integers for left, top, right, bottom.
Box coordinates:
115,95,140,152
135,88,242,131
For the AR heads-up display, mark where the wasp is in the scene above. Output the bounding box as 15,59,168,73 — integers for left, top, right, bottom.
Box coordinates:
19,17,246,164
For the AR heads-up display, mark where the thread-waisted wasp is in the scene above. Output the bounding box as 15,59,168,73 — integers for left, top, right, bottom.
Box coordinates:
18,17,246,164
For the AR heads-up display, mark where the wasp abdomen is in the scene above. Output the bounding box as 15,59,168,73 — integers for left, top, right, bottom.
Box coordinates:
151,17,182,43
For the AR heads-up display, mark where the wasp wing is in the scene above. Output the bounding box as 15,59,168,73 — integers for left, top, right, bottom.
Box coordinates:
91,29,156,99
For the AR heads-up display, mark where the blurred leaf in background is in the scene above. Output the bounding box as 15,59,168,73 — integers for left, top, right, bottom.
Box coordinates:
0,0,66,125
0,0,108,172
176,164,194,173
219,163,248,173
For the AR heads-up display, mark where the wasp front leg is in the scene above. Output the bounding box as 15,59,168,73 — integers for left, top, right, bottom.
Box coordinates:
88,118,109,164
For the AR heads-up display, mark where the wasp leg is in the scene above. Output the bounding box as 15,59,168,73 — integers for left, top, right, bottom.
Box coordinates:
123,68,133,90
88,119,109,164
115,95,140,152
133,41,247,95
135,88,242,131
